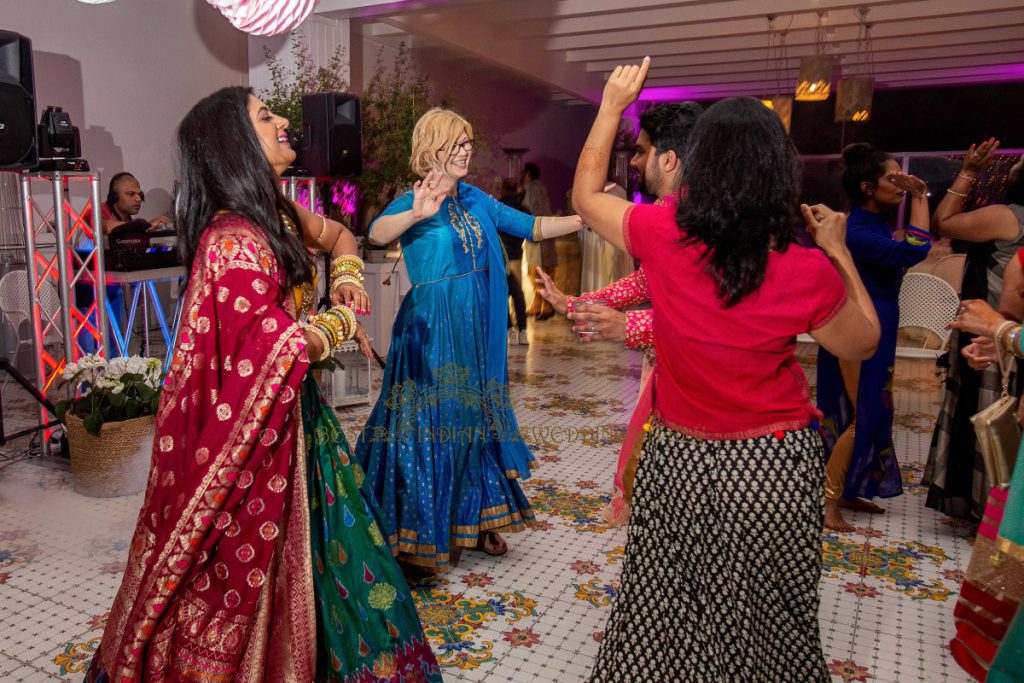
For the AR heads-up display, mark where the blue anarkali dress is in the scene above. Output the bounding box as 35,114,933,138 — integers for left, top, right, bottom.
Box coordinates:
355,182,538,569
817,206,931,500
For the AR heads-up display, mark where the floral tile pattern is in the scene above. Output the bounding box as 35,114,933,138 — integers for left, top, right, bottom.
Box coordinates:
0,325,973,682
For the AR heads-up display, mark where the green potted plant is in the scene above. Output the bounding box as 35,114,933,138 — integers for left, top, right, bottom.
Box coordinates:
56,355,163,498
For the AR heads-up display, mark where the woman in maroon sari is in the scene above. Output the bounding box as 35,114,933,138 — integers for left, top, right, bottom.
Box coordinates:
86,88,439,682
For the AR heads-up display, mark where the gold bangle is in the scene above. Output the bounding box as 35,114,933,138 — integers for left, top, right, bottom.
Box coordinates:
304,324,331,361
946,188,968,198
330,266,363,279
1011,327,1024,359
331,254,365,271
315,214,328,247
328,305,358,341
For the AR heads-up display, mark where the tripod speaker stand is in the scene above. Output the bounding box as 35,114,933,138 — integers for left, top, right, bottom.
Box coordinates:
0,356,65,457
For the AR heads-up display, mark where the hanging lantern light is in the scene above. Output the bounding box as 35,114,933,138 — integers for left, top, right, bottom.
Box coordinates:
205,0,319,36
795,12,834,101
762,95,794,132
836,78,873,122
835,9,875,122
795,55,834,100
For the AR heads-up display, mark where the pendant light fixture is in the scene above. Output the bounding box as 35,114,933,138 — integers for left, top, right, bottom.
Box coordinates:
835,7,875,122
760,16,794,132
795,12,834,101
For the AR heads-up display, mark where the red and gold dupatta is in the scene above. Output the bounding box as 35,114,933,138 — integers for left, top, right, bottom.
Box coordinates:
89,214,316,682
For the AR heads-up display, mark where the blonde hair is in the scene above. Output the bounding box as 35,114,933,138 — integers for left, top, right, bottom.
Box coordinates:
409,108,474,178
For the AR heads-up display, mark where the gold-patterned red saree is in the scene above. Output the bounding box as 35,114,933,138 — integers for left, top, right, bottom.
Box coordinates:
88,214,317,682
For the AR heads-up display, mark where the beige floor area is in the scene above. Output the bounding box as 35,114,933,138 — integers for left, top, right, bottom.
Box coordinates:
0,321,974,682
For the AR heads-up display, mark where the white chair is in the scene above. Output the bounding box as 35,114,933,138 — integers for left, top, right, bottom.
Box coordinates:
896,272,961,359
0,270,63,359
0,270,33,357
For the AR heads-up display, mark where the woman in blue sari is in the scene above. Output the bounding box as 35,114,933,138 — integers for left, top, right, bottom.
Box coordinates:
356,108,582,573
817,143,932,531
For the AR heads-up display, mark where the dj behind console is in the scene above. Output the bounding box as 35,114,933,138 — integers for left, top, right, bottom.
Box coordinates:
104,219,180,271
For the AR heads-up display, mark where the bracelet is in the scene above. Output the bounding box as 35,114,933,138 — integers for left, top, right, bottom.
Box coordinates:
331,267,365,283
331,276,364,294
330,254,365,272
1011,327,1024,359
957,173,977,183
304,323,331,362
314,214,328,247
904,226,930,247
946,188,968,198
996,320,1017,358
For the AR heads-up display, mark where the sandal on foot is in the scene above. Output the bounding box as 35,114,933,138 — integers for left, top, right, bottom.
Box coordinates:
475,531,508,556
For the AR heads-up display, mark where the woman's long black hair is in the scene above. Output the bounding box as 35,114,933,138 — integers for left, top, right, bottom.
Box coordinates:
676,97,801,307
175,86,311,290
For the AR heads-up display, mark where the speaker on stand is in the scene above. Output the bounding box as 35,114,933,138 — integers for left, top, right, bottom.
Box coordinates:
300,92,361,178
0,30,37,170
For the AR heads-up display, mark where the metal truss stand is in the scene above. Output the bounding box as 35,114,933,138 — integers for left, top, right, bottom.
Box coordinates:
19,171,107,454
281,176,316,208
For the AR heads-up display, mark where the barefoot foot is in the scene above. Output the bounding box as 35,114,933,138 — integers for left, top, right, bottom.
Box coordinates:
841,498,885,514
825,499,856,532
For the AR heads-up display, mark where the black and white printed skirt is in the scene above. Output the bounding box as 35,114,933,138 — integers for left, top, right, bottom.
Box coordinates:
591,425,830,682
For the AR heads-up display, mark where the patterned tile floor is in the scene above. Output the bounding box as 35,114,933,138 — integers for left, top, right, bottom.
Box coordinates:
0,320,974,682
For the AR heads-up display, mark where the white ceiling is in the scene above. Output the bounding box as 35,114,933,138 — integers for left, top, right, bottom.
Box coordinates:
316,0,1024,104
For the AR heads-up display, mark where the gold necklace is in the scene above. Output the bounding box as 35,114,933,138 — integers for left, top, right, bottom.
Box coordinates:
279,211,316,317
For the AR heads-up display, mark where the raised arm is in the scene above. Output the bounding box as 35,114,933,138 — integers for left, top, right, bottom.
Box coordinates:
803,204,881,361
933,139,1020,242
369,168,451,245
571,58,652,253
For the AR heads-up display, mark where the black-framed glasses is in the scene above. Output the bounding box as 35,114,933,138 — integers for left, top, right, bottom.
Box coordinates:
448,139,474,154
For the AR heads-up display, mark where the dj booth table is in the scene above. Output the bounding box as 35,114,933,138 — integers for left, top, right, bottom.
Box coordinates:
105,266,186,371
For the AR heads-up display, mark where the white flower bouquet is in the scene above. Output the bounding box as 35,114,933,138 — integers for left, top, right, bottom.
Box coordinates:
56,354,163,435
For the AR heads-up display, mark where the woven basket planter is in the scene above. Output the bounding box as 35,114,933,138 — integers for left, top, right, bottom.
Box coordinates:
64,414,155,498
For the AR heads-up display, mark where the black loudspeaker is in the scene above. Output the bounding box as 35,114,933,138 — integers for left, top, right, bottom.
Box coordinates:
0,30,37,170
301,92,361,178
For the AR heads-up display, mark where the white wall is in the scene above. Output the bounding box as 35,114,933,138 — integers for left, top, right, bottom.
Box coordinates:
359,35,595,215
2,0,249,214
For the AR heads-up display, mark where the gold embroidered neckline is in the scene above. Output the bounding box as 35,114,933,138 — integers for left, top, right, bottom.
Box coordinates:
447,197,484,257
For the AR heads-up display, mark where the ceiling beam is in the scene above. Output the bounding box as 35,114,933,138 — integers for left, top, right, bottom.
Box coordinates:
563,11,1024,61
378,12,608,103
546,3,1024,51
583,31,1024,72
641,49,1024,81
512,0,1022,38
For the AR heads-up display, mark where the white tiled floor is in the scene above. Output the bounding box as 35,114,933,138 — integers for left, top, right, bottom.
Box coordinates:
0,320,974,681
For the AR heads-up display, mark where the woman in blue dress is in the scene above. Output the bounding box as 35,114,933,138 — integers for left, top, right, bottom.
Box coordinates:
817,143,932,531
356,108,582,573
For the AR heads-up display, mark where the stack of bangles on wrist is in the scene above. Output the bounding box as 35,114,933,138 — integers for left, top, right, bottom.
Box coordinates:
904,226,930,247
997,321,1024,360
330,255,365,295
305,305,358,361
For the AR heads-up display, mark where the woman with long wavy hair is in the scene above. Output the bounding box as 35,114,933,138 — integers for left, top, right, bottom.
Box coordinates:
86,87,439,682
571,60,880,681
